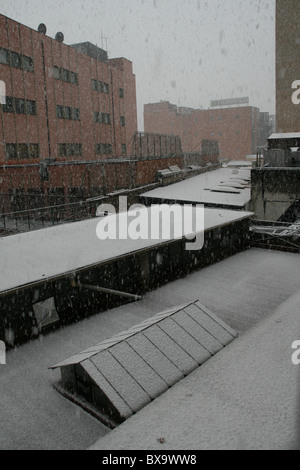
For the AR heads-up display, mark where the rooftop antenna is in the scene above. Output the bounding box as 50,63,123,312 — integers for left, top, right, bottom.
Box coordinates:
101,31,108,51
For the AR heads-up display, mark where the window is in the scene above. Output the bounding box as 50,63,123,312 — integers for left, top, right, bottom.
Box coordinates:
103,83,109,94
56,105,64,119
22,55,34,72
95,112,111,124
53,66,60,79
92,79,109,94
53,66,78,85
0,48,34,72
26,100,36,116
121,144,127,154
70,71,78,85
3,97,37,115
3,96,14,113
0,48,9,65
95,143,112,155
120,116,125,126
73,143,82,156
29,143,39,158
15,98,25,114
58,143,67,157
5,143,17,160
5,143,39,160
56,105,80,121
119,88,124,98
10,52,21,69
61,68,70,82
18,143,29,159
59,143,82,157
106,143,112,154
72,107,80,121
64,106,72,120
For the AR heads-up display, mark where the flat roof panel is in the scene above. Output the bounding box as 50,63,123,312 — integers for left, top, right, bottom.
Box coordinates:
268,132,300,139
0,207,253,294
141,168,251,207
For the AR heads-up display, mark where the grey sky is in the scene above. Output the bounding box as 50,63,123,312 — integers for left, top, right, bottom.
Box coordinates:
0,0,276,130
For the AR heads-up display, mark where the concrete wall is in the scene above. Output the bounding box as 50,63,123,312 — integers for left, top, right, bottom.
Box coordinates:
0,217,251,348
250,167,300,220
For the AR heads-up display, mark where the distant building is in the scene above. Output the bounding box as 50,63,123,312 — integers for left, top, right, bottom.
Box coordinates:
276,0,300,133
144,101,273,161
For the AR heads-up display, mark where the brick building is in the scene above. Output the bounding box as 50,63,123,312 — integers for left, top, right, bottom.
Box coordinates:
144,101,273,161
0,14,220,221
0,14,138,164
0,14,140,213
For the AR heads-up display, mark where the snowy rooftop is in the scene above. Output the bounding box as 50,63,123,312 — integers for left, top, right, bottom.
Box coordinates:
1,248,300,449
0,207,252,294
141,168,251,208
268,132,300,140
91,287,300,451
50,300,237,424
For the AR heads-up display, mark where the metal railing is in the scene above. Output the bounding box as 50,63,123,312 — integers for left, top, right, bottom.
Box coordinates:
0,197,103,237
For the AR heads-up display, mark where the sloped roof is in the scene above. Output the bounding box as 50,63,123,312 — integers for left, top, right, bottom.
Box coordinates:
50,300,237,422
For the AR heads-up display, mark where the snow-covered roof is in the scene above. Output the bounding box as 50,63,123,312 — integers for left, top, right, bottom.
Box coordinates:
50,300,237,424
141,168,251,208
268,132,300,140
0,207,253,294
1,248,300,449
90,287,300,450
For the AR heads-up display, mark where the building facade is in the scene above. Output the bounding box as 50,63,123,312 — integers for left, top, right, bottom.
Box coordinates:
144,101,273,161
276,0,300,133
0,14,219,219
0,14,138,165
